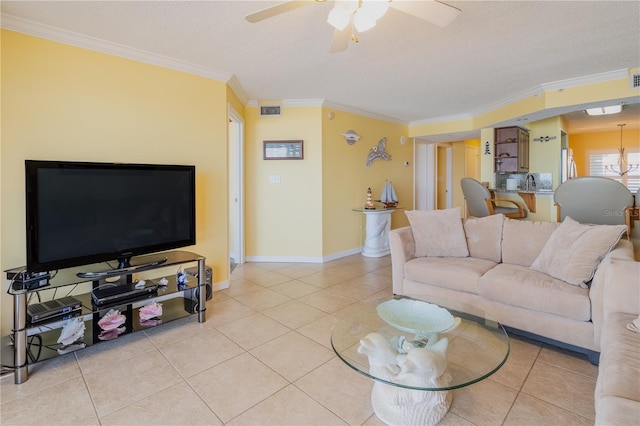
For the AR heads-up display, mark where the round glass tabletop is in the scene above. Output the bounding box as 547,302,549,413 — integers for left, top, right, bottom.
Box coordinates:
331,296,510,392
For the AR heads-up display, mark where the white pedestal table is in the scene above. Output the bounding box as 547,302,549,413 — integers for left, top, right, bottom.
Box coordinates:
352,207,402,257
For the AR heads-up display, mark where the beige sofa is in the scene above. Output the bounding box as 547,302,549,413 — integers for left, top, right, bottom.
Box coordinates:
594,258,640,425
390,209,633,359
389,208,639,422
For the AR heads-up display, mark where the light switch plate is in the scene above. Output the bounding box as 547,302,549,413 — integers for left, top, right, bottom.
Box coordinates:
269,175,281,183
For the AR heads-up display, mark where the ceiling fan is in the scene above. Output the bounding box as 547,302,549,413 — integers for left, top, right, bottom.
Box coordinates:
245,0,462,53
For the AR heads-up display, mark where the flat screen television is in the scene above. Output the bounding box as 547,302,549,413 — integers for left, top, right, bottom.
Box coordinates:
25,160,196,274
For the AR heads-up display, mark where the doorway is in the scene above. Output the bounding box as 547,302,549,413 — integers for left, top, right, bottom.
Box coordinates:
228,105,245,273
414,140,452,210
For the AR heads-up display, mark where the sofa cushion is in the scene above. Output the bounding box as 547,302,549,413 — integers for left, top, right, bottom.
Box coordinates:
405,256,496,294
596,312,640,424
595,396,640,426
405,208,469,258
531,217,627,288
463,214,504,263
478,264,591,321
501,218,559,267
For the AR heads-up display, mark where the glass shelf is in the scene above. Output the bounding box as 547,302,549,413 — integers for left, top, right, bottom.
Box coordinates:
6,250,203,295
5,250,206,384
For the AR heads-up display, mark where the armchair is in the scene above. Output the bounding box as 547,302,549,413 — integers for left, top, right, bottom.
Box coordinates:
554,177,633,227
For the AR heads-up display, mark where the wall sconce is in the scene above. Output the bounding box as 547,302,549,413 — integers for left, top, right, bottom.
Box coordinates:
484,141,491,155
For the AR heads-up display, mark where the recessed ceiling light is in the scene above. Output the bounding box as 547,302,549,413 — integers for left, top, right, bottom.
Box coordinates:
585,105,622,116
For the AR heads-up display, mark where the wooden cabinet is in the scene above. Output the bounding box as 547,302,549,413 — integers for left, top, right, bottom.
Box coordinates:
494,126,529,173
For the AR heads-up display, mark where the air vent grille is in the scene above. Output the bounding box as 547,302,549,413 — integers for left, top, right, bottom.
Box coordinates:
632,73,640,89
260,105,281,116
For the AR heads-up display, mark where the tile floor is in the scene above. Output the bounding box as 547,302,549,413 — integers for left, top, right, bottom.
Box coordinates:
1,254,599,425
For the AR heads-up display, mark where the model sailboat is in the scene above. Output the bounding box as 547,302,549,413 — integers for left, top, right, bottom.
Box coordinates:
379,180,398,208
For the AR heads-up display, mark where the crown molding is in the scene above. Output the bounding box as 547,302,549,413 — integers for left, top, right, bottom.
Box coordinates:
245,98,407,124
322,100,407,125
540,69,629,92
409,113,474,127
414,68,632,128
3,14,629,127
226,75,248,105
284,99,324,107
1,14,244,90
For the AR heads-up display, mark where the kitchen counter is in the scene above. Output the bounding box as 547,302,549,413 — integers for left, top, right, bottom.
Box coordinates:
492,188,553,194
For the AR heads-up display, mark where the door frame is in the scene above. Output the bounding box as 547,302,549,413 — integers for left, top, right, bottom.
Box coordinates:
228,104,245,265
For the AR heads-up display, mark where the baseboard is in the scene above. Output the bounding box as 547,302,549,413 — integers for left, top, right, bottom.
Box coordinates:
212,280,229,291
245,247,363,264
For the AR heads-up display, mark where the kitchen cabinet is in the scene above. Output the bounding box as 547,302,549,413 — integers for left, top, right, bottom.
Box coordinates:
495,126,529,173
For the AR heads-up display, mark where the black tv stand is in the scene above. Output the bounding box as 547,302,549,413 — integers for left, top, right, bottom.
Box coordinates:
76,256,168,279
4,250,207,384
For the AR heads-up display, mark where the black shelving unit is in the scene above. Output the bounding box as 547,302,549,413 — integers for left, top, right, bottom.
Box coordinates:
4,250,207,384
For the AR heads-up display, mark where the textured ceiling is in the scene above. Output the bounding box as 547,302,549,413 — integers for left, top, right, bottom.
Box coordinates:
2,0,639,140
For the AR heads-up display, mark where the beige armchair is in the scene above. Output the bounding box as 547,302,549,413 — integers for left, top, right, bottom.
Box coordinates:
461,178,527,219
554,177,633,227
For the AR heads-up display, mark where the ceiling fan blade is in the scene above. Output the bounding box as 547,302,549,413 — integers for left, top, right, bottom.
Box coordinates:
245,0,315,23
389,0,461,27
329,21,353,53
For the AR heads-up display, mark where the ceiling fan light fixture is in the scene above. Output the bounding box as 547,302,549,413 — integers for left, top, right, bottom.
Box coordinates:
585,105,622,116
327,1,358,30
354,0,389,32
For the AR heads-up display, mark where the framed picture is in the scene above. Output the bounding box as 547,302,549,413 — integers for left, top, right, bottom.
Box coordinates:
263,140,303,160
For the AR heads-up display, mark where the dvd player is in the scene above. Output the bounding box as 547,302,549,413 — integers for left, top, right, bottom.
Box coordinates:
27,296,82,325
92,282,158,306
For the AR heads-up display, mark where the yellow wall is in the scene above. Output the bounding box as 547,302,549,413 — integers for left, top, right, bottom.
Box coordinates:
571,128,640,177
244,105,412,260
1,30,232,335
528,117,563,186
245,105,324,259
321,108,412,257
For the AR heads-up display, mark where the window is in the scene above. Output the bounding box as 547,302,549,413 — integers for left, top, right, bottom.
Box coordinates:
589,149,640,193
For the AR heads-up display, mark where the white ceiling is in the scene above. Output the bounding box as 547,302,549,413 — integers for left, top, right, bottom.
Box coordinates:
2,0,639,140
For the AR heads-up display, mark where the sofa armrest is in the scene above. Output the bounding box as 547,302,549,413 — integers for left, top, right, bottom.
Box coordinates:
389,226,415,296
603,259,640,316
590,239,637,349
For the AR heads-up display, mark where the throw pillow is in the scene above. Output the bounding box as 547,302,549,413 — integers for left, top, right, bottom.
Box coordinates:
463,214,504,263
405,207,469,258
530,216,627,287
502,218,560,267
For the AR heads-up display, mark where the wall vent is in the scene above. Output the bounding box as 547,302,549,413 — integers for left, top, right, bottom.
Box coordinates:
632,73,640,89
260,105,281,116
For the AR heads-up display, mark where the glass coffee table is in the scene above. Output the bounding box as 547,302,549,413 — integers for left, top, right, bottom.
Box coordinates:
331,296,509,426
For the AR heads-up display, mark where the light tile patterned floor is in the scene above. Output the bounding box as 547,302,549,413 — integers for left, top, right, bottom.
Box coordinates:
1,254,599,425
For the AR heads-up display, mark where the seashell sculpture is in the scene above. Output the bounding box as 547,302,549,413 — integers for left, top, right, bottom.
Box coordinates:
97,308,127,340
57,317,85,347
140,302,163,321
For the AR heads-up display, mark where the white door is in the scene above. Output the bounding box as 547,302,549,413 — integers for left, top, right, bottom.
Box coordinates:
415,140,452,210
414,140,435,210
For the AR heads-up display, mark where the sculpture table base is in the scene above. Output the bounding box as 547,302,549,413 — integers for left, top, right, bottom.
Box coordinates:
362,210,391,257
371,382,451,426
